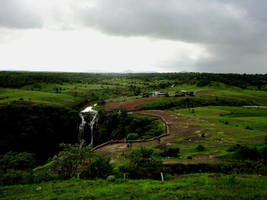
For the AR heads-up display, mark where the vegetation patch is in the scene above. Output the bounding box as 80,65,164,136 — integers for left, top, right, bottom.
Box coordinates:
1,174,267,200
95,110,165,144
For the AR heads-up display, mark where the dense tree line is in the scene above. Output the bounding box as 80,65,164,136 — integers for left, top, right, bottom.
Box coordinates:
1,71,266,90
0,71,115,88
94,110,164,145
0,103,79,163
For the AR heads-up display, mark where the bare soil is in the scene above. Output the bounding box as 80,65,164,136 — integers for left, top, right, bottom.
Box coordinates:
103,96,155,112
95,110,201,158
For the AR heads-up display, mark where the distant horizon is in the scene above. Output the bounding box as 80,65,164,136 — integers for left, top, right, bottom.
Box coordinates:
1,69,266,75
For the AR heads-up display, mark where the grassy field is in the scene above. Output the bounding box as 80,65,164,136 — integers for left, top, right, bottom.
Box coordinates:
0,74,266,111
0,83,125,108
1,174,266,200
1,74,266,109
158,106,267,162
175,106,267,131
0,88,79,107
140,85,267,110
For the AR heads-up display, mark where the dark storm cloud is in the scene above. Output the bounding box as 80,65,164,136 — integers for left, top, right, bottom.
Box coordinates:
79,0,267,73
0,0,42,29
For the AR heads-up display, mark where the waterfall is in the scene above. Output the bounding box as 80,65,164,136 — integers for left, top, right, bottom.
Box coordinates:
89,112,97,145
78,104,97,149
78,113,86,149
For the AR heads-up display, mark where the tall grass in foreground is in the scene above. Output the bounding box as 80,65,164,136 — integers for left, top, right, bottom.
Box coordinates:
0,173,266,200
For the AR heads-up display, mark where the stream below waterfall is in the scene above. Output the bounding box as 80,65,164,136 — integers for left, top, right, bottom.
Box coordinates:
78,104,98,149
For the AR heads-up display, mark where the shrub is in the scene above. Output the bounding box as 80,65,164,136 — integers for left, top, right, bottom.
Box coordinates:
142,93,150,98
50,144,113,180
50,144,93,179
196,145,205,152
33,170,57,183
80,155,113,179
187,156,193,160
126,133,139,140
121,147,162,179
236,145,260,160
160,147,180,158
262,146,267,163
227,144,262,161
0,169,33,185
129,147,154,162
0,152,35,170
227,144,241,152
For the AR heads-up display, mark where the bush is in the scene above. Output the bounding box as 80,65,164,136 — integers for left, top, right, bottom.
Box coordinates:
50,144,93,179
142,93,150,98
227,144,241,152
196,145,205,152
50,144,113,180
236,145,260,160
262,146,267,163
120,147,162,179
0,169,33,185
126,133,139,140
160,147,180,158
33,170,57,183
80,155,113,179
245,125,253,130
0,152,36,170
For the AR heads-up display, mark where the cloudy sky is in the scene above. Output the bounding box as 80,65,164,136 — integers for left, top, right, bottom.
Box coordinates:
0,0,266,73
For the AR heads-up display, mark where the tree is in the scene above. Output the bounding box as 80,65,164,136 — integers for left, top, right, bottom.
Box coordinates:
0,152,35,170
121,147,162,179
50,144,92,179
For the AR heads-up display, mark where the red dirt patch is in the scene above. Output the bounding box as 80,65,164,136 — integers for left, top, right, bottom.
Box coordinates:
103,96,156,112
95,110,202,158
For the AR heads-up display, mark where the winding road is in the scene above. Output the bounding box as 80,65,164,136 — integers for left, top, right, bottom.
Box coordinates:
94,110,199,157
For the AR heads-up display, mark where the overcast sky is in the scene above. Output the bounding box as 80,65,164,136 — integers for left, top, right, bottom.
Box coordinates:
0,0,266,73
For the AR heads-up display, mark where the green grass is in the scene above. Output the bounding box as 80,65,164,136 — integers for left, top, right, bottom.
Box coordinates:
0,83,126,108
0,88,78,107
162,83,267,105
140,84,267,110
164,106,267,162
175,106,267,131
1,174,266,200
1,81,266,110
21,83,117,96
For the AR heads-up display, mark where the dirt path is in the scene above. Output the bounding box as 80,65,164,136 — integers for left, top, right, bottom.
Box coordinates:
95,110,200,157
103,96,155,112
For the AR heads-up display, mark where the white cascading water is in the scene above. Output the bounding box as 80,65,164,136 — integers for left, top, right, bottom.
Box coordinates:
89,112,97,145
78,113,86,149
78,104,97,149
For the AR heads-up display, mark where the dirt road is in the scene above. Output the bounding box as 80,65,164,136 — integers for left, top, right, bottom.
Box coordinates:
95,110,199,157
